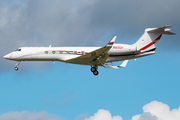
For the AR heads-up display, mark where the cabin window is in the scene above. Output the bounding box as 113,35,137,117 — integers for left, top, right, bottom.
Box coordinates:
52,51,55,54
81,51,84,55
67,51,70,54
74,51,77,54
45,51,48,54
59,51,63,54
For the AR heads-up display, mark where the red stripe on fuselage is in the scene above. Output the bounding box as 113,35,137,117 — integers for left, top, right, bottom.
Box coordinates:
140,34,162,51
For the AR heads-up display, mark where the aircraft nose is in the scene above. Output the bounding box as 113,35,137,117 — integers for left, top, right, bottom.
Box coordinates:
3,54,11,59
3,54,9,59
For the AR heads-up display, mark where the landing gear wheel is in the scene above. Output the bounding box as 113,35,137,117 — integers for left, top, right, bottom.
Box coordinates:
14,67,18,71
93,70,99,76
91,67,96,72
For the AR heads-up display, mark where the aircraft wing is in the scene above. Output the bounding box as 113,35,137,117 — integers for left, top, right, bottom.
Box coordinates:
103,60,129,69
66,36,117,65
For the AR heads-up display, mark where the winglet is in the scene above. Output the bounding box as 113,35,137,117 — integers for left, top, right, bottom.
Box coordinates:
118,60,129,67
106,36,117,47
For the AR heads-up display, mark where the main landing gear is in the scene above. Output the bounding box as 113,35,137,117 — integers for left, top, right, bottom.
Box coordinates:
14,61,21,71
91,66,99,76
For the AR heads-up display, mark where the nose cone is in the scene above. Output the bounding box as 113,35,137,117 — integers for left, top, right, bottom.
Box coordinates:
3,54,11,59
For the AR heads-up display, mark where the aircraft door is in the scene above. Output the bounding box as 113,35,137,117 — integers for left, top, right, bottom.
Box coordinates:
31,48,37,59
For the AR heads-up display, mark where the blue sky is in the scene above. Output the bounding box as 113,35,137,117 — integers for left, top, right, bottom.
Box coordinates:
1,51,180,120
0,0,180,120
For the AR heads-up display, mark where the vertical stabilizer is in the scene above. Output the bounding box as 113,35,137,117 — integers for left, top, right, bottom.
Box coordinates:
133,26,175,52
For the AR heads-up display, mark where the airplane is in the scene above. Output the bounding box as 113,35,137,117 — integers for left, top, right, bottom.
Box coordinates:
3,26,175,76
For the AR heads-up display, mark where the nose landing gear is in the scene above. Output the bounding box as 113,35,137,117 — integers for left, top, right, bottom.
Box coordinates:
14,61,21,71
91,66,99,76
14,67,18,71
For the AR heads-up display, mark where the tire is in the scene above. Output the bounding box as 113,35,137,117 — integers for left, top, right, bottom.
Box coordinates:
14,67,18,71
93,71,99,76
91,67,96,72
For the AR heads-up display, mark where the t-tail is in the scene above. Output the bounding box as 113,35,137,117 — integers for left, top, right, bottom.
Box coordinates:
133,26,175,53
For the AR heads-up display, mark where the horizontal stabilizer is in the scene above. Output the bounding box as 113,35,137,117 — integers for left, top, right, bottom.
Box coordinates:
103,60,129,69
163,31,176,35
146,25,175,35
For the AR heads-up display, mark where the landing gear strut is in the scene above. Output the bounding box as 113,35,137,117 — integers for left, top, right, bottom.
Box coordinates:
14,61,21,71
90,66,99,76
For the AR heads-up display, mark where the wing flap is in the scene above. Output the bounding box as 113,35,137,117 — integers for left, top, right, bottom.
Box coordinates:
96,53,109,65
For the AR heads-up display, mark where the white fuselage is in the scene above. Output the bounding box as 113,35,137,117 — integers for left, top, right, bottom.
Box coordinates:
4,43,155,65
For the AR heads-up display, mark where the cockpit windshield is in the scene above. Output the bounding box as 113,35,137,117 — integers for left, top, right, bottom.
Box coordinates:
15,48,21,51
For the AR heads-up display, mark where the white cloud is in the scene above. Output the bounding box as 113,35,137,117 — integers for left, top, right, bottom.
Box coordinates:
131,101,180,120
83,101,180,120
0,111,60,120
1,101,180,120
85,109,122,120
132,112,158,120
75,113,87,120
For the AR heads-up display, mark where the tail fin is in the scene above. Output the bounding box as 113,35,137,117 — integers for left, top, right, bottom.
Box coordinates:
133,26,175,52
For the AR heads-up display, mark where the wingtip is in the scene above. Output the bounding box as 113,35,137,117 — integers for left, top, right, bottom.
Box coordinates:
106,36,117,47
112,36,117,42
109,36,117,43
